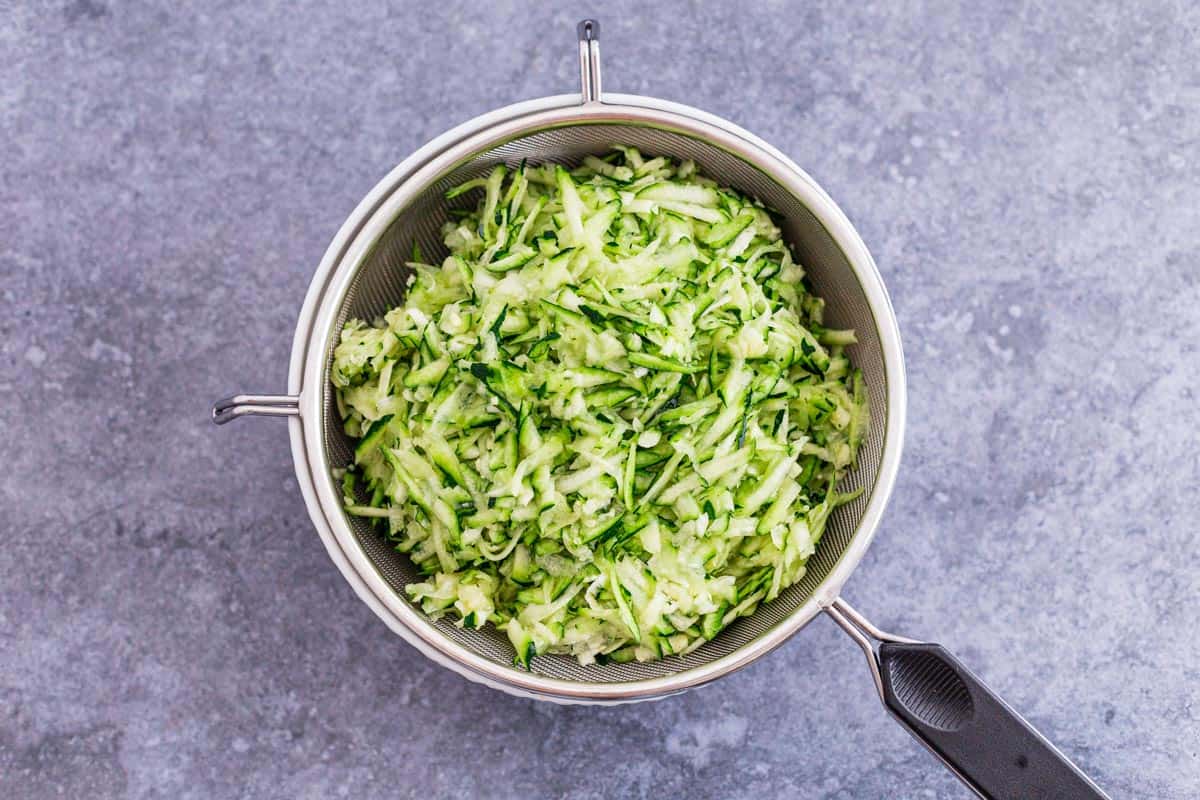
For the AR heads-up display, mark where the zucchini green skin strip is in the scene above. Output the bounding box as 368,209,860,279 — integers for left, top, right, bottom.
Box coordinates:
332,148,869,667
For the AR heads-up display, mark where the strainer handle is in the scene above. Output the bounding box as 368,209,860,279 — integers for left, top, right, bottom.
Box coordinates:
211,394,299,425
826,598,1111,799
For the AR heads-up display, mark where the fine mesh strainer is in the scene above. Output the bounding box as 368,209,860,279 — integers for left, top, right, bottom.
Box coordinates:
214,21,1109,798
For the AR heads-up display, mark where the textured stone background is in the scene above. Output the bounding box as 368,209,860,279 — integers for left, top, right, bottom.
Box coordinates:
3,1,1198,798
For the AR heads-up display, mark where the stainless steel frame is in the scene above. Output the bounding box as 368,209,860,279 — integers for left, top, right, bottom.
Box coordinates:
214,19,907,703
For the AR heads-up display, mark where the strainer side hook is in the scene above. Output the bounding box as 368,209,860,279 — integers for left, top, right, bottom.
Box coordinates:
212,394,299,424
577,19,602,104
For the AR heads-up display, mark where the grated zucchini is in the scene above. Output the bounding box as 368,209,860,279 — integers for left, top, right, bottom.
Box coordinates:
332,148,869,668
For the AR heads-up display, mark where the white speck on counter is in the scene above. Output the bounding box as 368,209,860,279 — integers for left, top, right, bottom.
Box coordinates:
88,339,133,365
984,334,1014,362
666,714,749,768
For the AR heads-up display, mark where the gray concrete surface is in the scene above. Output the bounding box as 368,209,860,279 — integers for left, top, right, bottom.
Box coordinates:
2,1,1198,798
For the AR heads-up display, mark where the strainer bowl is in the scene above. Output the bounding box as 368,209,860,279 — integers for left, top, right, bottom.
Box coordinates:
300,104,904,701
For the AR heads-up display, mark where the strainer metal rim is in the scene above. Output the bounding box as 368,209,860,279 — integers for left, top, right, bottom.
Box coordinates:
284,92,906,703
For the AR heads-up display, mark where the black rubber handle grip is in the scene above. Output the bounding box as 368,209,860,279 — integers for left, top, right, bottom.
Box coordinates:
878,642,1109,800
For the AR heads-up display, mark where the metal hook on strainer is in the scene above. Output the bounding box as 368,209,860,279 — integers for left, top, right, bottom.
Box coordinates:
212,20,1110,799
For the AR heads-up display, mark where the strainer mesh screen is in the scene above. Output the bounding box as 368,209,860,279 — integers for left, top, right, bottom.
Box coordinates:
320,122,887,684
